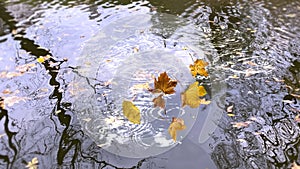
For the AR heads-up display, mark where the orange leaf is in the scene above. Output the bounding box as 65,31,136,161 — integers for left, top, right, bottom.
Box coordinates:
168,117,186,141
189,59,209,77
152,94,165,110
152,72,177,95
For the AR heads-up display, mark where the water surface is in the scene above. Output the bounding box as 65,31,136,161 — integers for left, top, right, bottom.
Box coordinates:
0,0,299,168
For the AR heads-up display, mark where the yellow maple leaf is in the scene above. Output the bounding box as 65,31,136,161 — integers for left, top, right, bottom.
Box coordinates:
122,100,141,124
168,117,186,141
26,157,38,169
189,59,209,77
181,81,210,108
151,72,177,94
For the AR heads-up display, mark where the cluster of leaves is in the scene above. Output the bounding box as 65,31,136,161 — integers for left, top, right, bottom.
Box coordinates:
121,59,210,141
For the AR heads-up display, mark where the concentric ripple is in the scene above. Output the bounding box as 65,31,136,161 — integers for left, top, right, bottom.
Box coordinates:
73,13,224,158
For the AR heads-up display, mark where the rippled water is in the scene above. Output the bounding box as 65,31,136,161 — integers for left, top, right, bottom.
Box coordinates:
0,0,299,168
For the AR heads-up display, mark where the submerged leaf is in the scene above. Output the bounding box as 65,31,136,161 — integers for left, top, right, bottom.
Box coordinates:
168,117,186,141
189,59,209,77
122,100,141,124
152,72,177,94
152,94,165,109
181,82,210,108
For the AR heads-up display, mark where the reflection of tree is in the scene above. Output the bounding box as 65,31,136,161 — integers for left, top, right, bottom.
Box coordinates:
0,104,18,169
211,59,300,168
0,2,148,168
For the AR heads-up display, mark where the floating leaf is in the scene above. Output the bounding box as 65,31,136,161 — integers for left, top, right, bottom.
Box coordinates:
36,55,51,63
151,72,177,95
133,47,139,53
229,74,239,79
0,71,24,78
295,114,300,123
291,93,300,98
16,63,36,73
227,113,235,117
181,81,210,108
153,94,165,110
292,162,300,169
236,138,247,143
168,117,186,141
26,157,38,169
231,121,251,128
122,100,141,124
2,89,13,94
226,104,234,113
37,57,45,63
189,59,209,77
199,98,211,105
3,96,28,107
198,85,207,97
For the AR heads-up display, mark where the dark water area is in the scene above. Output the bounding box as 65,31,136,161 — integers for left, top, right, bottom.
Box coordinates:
0,0,299,168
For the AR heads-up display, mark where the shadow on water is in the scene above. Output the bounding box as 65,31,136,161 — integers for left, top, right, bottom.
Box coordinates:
0,0,300,168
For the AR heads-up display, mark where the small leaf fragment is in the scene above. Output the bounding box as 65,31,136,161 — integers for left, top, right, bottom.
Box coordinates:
292,162,300,169
3,96,28,107
26,157,38,169
199,98,211,105
227,113,235,117
231,121,251,128
133,47,139,53
226,104,234,113
0,98,4,109
153,94,165,109
37,57,45,63
295,114,300,123
198,85,207,97
168,117,186,141
37,55,51,63
122,100,141,124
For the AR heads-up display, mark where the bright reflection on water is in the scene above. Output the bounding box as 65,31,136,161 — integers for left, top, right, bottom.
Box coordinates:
0,0,299,168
